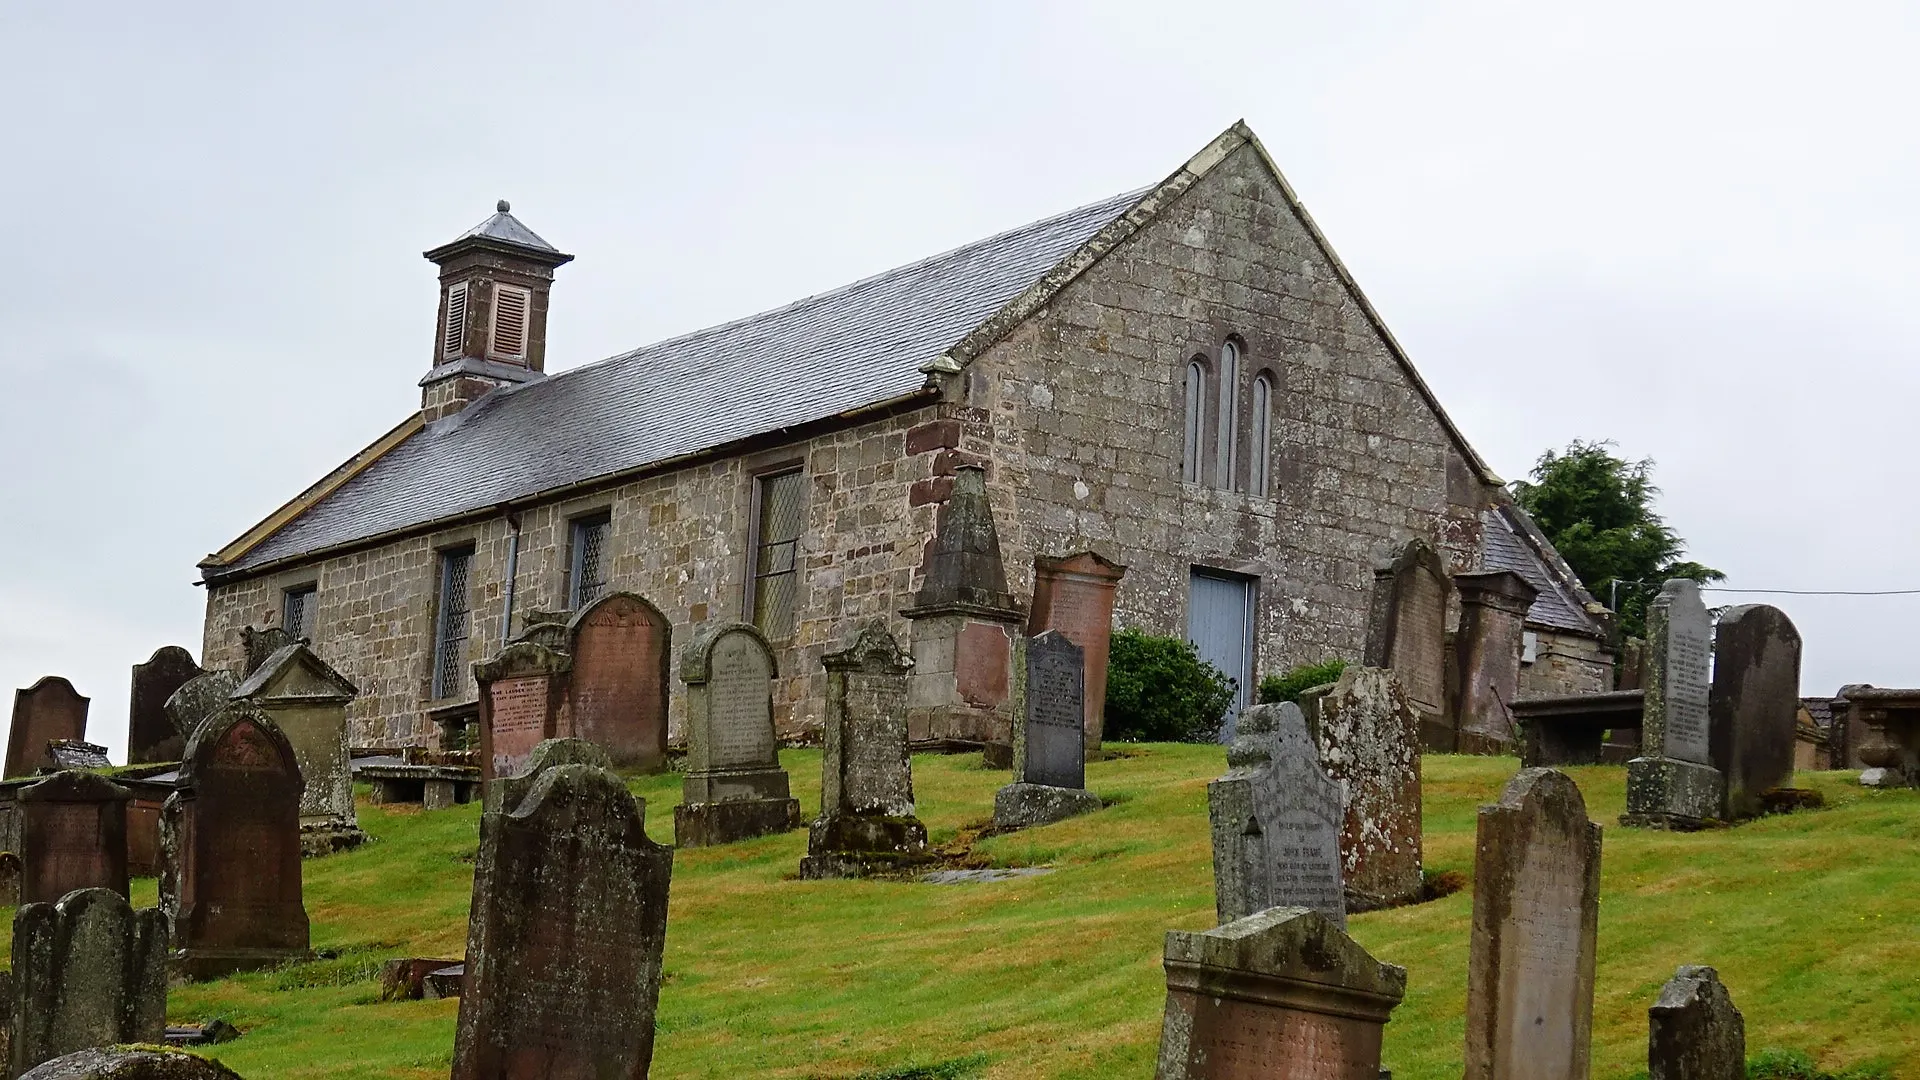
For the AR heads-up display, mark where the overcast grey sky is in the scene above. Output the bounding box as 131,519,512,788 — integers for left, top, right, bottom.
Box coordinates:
4,1,1915,756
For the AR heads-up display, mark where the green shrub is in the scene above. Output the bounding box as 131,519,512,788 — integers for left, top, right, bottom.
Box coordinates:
1257,658,1348,704
1102,628,1236,743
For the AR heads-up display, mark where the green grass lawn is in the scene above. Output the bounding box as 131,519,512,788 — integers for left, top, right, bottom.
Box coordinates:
50,748,1920,1078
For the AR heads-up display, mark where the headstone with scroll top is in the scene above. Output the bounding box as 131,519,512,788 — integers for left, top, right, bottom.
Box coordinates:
674,622,801,846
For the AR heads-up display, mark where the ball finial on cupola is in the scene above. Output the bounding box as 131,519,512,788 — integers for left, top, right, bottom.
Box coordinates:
497,199,511,213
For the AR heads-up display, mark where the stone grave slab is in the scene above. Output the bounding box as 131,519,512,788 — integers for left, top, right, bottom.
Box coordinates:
7,678,90,780
20,771,132,905
1707,605,1802,819
1648,965,1744,1080
472,642,572,808
994,631,1101,831
230,643,364,854
1208,702,1345,927
675,622,801,847
1626,580,1725,828
11,888,167,1077
1514,690,1645,767
800,623,929,879
567,592,671,773
1027,551,1126,750
1298,667,1422,911
128,647,202,765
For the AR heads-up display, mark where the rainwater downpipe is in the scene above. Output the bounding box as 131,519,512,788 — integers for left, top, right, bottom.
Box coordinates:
500,510,522,648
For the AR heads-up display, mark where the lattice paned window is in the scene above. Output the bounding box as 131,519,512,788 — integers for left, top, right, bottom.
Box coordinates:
750,470,805,638
432,548,474,699
490,284,531,360
282,584,317,641
442,282,469,359
569,514,611,609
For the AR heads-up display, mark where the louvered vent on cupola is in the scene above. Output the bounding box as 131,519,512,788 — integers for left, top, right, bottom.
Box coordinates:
490,284,530,361
441,281,469,359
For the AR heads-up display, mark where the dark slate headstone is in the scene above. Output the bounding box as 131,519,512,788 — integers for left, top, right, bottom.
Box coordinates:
1708,605,1803,819
11,888,168,1077
1365,538,1451,735
472,642,572,808
169,704,310,979
18,1047,244,1079
1627,580,1725,828
674,623,800,847
567,592,671,773
239,626,302,677
1298,667,1422,911
800,622,929,879
163,672,240,746
1648,965,1745,1080
1208,703,1346,927
451,763,673,1080
7,678,91,780
128,647,203,765
20,772,132,905
992,631,1101,830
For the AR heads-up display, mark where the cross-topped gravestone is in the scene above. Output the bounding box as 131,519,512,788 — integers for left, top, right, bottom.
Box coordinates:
1626,579,1725,828
1648,965,1745,1080
20,771,132,905
451,763,673,1080
1298,666,1423,910
567,592,671,773
1208,702,1346,927
7,678,91,780
1464,768,1602,1080
800,622,929,879
1708,605,1802,820
231,643,364,854
675,622,801,846
10,888,168,1077
993,631,1102,830
1365,538,1452,743
472,642,572,807
128,647,202,764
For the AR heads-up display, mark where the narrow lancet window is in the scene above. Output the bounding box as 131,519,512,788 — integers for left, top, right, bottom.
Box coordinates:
1249,373,1273,497
1216,341,1240,488
1183,360,1207,483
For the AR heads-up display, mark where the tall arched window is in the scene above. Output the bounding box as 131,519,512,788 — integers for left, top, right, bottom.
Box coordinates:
1183,360,1207,483
1249,372,1273,497
1216,341,1239,486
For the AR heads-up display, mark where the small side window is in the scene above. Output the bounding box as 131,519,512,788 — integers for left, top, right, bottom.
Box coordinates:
282,584,317,641
568,513,612,609
432,547,475,699
1248,372,1273,497
1215,340,1240,488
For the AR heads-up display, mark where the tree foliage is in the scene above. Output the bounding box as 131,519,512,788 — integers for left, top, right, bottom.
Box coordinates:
1508,440,1724,639
1103,628,1237,743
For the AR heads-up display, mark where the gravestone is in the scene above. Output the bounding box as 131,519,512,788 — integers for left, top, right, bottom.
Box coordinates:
993,631,1102,830
471,642,572,808
451,763,673,1080
494,738,611,816
169,703,311,978
1846,687,1920,788
1027,551,1127,750
1207,702,1346,927
239,626,302,676
11,888,168,1077
1365,539,1452,746
566,592,671,773
19,1048,244,1079
162,672,239,746
0,851,21,906
1648,965,1744,1080
20,772,132,905
1451,570,1541,754
674,623,801,847
1155,906,1405,1080
230,644,364,854
799,622,929,879
1463,768,1602,1080
128,648,202,765
1626,580,1724,828
1708,606,1802,819
1298,667,1422,911
7,678,90,780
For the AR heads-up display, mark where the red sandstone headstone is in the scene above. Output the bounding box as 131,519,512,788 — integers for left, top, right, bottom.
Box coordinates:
128,647,203,765
473,642,573,806
1028,552,1126,750
6,678,90,780
19,771,132,905
567,592,670,772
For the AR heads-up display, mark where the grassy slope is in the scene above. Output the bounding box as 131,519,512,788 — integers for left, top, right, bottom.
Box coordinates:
46,749,1914,1079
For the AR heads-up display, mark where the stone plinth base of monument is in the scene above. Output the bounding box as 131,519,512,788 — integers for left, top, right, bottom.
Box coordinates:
981,742,1014,769
173,945,313,981
992,782,1100,831
1155,906,1405,1080
1623,757,1724,829
675,796,802,847
299,820,368,858
798,812,930,880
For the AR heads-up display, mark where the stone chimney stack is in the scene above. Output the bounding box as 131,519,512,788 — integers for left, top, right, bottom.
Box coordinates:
419,200,573,422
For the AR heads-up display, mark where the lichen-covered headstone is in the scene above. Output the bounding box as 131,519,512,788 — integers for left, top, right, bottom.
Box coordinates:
10,888,167,1077
1299,666,1423,910
162,672,239,747
993,631,1101,830
128,647,202,765
20,772,132,905
567,592,671,773
7,678,91,780
230,644,364,854
674,623,801,846
239,626,302,677
18,1047,244,1079
1626,580,1724,828
451,763,673,1080
1154,906,1405,1079
1207,702,1346,927
493,738,611,816
472,642,573,808
1464,768,1602,1080
1648,965,1745,1080
800,622,928,879
1365,539,1451,744
1708,606,1802,819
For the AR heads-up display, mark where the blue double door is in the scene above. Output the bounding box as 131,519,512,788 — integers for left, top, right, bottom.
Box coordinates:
1187,568,1257,741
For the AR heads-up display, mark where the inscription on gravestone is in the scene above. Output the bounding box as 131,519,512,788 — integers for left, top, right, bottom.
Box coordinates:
840,669,912,815
1663,591,1713,764
675,623,800,848
1023,631,1085,790
568,592,670,772
487,677,550,780
707,634,775,769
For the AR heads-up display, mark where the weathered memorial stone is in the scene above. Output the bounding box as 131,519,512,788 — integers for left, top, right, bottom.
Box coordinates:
1298,667,1422,910
993,631,1102,830
1207,703,1345,927
11,888,167,1077
230,644,364,854
0,851,21,906
451,763,673,1080
674,623,801,846
162,673,239,747
239,626,301,677
1452,570,1541,754
1648,965,1744,1080
19,1048,244,1080
510,614,570,652
1028,551,1126,751
471,642,572,807
1625,580,1724,828
169,704,310,978
1847,687,1920,788
20,772,132,905
1707,606,1802,819
7,679,90,780
46,743,108,771
128,648,202,765
1463,768,1602,1080
1154,905,1406,1080
566,592,670,773
1366,539,1452,748
800,623,929,879
494,738,611,816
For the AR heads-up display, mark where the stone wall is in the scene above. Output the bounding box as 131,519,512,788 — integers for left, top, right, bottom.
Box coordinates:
1519,628,1613,698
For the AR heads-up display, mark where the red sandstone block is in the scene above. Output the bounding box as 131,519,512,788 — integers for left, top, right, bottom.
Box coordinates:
931,449,988,477
905,419,962,455
908,477,954,506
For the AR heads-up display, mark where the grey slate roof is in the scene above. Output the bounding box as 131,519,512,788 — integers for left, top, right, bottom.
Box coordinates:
1481,506,1603,635
220,187,1149,577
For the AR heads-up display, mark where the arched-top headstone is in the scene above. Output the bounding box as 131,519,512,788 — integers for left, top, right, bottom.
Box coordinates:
566,592,670,772
7,678,91,780
1708,605,1802,819
18,1048,244,1080
1365,538,1451,723
10,888,168,1077
19,771,133,905
473,642,573,804
128,647,202,764
675,623,800,846
163,672,240,745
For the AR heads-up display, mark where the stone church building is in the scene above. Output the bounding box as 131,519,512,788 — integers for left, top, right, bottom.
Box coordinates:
196,121,1610,748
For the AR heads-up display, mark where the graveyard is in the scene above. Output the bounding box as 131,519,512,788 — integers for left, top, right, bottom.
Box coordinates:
0,747,1899,1078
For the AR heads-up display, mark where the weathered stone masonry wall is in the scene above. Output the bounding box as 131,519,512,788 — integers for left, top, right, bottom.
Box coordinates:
1519,629,1612,698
